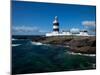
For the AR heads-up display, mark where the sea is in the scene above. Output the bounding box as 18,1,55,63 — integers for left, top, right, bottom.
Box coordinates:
12,35,96,74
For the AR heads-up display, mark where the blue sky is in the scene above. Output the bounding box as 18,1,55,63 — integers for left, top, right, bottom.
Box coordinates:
12,1,96,35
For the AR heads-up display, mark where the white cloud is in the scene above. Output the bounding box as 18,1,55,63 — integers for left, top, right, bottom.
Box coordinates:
70,28,80,33
12,26,44,35
12,26,39,32
82,21,96,26
82,21,96,35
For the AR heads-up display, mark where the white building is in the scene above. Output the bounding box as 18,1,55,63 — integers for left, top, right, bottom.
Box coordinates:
78,30,89,36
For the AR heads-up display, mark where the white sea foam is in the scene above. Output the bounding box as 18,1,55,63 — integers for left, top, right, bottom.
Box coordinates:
67,51,96,57
31,41,50,46
31,42,43,45
12,38,18,41
12,44,21,47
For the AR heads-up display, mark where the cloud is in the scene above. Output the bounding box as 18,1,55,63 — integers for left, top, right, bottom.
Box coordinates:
82,21,96,26
12,26,39,32
70,28,80,33
12,26,44,35
82,21,96,35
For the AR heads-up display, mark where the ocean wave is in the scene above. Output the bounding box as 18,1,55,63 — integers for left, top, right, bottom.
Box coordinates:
12,44,21,47
12,38,18,41
30,41,50,46
31,41,43,45
67,51,96,57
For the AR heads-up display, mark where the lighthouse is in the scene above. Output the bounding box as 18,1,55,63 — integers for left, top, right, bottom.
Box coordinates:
53,16,59,34
45,16,89,37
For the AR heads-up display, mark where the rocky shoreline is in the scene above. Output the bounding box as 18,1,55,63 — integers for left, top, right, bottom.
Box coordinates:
32,36,96,54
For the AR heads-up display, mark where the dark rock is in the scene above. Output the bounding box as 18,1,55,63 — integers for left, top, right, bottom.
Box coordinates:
32,36,96,54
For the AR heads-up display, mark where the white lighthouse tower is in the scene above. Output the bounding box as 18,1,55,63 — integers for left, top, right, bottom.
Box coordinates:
46,16,60,36
53,16,59,34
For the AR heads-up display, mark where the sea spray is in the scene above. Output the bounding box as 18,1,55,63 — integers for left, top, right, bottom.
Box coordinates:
12,44,21,47
30,41,50,46
67,51,96,57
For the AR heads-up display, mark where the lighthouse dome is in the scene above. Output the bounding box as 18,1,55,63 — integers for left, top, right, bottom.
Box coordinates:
53,16,59,23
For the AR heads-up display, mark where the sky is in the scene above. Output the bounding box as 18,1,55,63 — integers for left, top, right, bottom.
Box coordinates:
12,1,96,35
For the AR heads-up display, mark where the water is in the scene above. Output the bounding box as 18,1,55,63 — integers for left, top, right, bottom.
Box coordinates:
12,38,96,74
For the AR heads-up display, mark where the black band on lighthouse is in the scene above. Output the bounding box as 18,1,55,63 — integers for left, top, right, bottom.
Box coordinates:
53,16,59,33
